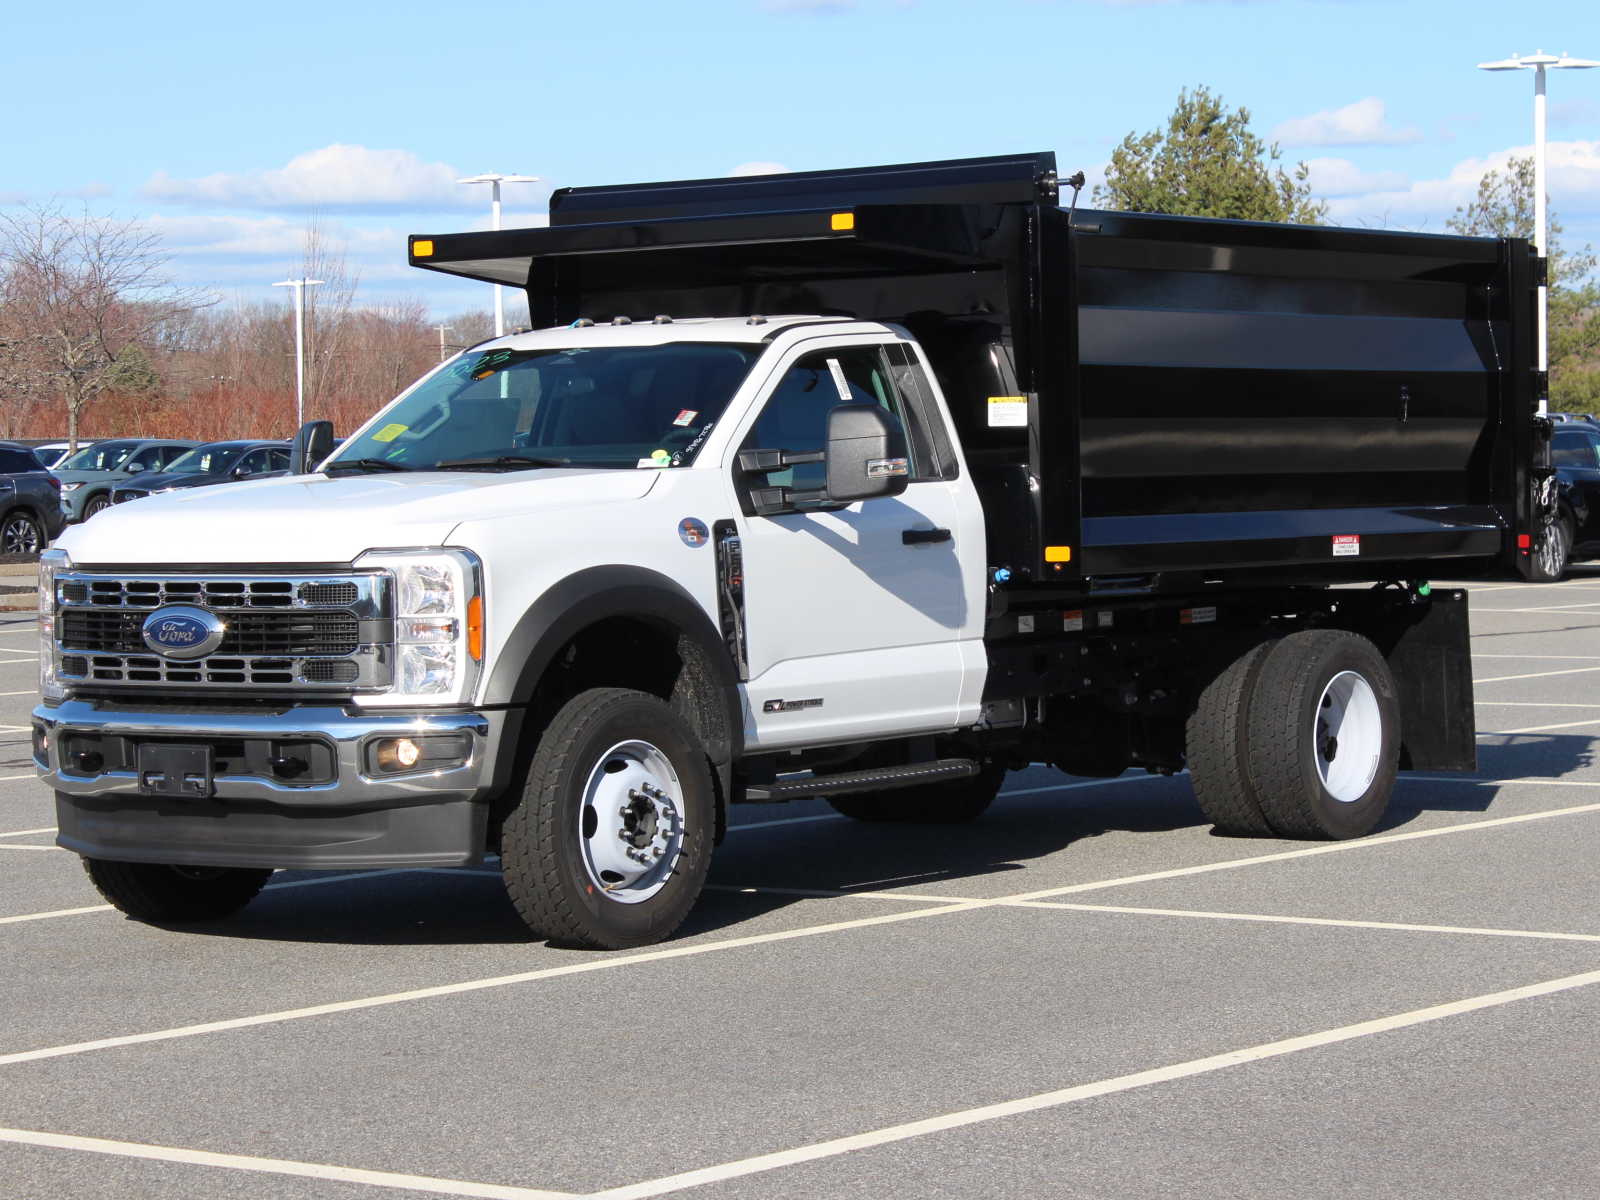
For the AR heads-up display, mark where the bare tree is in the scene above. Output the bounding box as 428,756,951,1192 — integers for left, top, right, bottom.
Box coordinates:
0,205,211,450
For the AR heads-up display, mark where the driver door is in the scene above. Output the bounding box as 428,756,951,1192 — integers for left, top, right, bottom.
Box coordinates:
728,337,983,750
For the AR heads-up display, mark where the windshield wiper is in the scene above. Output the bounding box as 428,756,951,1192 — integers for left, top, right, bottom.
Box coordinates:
433,454,573,472
324,458,413,475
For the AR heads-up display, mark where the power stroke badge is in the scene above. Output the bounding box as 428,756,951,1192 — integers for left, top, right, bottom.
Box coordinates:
141,606,225,660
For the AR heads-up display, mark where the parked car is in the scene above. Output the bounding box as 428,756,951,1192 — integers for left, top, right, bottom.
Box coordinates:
1535,423,1600,578
0,442,66,556
53,440,196,521
26,440,98,470
110,441,292,504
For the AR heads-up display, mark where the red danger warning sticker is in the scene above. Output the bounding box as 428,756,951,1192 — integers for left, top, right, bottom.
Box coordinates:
1332,535,1361,557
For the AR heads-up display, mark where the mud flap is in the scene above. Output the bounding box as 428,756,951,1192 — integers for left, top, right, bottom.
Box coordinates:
1387,589,1476,772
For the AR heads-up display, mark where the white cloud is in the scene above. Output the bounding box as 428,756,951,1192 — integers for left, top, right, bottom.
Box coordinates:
729,161,792,177
141,145,514,213
1304,157,1408,198
1323,141,1600,229
1273,98,1423,148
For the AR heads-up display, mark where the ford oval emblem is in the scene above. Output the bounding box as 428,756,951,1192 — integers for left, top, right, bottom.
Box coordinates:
140,605,225,660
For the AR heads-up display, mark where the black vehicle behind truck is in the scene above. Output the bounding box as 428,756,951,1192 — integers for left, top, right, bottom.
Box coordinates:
34,152,1546,950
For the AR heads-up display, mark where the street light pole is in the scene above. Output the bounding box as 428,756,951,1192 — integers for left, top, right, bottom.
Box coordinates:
1478,51,1598,416
457,173,540,337
272,277,324,430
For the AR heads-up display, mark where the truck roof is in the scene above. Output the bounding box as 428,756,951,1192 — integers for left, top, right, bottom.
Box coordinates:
480,314,874,352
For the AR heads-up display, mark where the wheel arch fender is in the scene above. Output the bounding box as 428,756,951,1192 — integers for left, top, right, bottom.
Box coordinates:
484,565,743,772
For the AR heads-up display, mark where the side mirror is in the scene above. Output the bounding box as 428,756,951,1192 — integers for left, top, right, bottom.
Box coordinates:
825,404,909,503
289,420,336,474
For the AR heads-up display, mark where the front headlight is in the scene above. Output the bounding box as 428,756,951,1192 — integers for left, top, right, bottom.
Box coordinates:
38,549,68,702
60,482,83,493
355,548,483,707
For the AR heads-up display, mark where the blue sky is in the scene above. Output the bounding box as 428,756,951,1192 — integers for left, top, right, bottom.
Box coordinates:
4,0,1597,318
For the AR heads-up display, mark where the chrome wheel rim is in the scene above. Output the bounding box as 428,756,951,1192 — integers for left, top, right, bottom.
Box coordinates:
1314,670,1382,803
1538,521,1567,577
1,515,40,555
577,739,684,904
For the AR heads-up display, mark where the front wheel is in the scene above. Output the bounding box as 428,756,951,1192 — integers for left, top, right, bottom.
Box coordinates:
82,859,273,923
501,688,715,949
1246,630,1399,840
82,493,112,520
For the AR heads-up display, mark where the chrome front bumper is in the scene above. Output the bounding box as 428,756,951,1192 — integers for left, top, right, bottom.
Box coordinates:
30,700,510,869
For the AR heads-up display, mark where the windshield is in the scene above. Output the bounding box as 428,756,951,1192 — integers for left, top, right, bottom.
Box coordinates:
328,342,760,472
162,444,239,475
59,441,136,471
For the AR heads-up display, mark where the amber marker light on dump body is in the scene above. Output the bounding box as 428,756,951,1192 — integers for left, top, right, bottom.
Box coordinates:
466,596,484,662
412,239,434,257
1045,546,1072,563
830,212,855,231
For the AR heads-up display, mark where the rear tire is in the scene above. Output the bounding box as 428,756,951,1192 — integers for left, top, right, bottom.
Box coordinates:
826,760,1006,823
1531,512,1573,581
501,688,715,949
0,510,42,557
1246,630,1399,840
1186,640,1278,836
82,859,273,923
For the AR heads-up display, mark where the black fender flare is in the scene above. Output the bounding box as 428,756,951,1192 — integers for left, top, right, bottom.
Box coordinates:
484,565,743,770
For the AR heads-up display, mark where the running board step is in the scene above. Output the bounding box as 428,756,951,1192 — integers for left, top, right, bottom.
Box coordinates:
744,758,978,802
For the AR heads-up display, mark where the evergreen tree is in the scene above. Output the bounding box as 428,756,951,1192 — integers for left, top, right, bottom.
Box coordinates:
1094,85,1327,225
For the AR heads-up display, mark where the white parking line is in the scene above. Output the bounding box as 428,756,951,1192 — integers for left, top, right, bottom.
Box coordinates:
1475,701,1600,708
0,1127,576,1200
5,789,1591,1070
1010,901,1600,944
0,774,39,783
0,689,36,696
1473,654,1600,660
1473,601,1600,614
0,827,54,839
1482,718,1600,735
1475,666,1600,684
0,870,416,928
0,844,59,852
590,965,1600,1200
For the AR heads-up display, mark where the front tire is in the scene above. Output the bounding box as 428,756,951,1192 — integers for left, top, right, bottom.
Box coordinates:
501,688,715,949
82,493,112,520
826,760,1007,823
1245,630,1399,840
82,859,273,923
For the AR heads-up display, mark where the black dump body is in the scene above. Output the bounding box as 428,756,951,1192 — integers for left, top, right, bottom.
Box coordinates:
411,152,1542,592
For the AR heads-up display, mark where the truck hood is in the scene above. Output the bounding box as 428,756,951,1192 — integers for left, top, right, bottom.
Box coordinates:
57,469,662,566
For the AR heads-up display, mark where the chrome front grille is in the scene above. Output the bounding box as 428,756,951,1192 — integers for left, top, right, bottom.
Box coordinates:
54,570,391,694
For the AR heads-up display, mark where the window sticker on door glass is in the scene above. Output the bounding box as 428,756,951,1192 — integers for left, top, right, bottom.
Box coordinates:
826,358,852,401
371,423,409,443
672,409,698,427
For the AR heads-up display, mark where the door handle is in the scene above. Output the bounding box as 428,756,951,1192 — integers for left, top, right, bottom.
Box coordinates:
902,527,951,545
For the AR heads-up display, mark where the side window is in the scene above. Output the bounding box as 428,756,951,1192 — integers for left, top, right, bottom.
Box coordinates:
267,448,290,471
742,346,920,492
159,446,187,468
0,448,35,473
237,450,271,475
884,342,959,480
1553,435,1589,467
126,451,159,472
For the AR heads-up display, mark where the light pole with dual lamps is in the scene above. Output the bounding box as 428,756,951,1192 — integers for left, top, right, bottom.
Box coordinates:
272,276,323,430
1477,51,1598,416
456,173,541,338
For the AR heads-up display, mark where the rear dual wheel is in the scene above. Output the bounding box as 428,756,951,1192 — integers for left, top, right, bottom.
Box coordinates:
1188,630,1399,840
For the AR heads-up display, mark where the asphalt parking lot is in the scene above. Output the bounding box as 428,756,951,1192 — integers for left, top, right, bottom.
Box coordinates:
3,573,1600,1199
